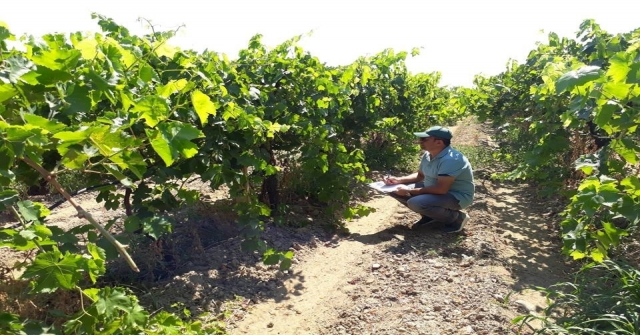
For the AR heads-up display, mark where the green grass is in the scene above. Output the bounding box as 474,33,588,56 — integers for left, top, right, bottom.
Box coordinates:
514,260,640,334
455,144,495,171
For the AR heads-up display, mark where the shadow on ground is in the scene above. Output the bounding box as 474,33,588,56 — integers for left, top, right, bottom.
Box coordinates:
101,196,338,316
347,177,572,293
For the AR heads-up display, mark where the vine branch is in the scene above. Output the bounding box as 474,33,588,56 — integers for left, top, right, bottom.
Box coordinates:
20,157,140,272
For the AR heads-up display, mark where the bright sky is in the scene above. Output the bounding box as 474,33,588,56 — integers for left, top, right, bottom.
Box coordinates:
4,0,639,87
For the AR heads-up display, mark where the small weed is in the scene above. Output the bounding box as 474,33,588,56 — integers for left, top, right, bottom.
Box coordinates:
426,249,438,257
494,290,515,308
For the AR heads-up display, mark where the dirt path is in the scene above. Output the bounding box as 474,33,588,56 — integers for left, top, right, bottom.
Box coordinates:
231,196,401,334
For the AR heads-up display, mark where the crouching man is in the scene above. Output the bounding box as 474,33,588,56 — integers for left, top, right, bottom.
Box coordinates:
384,126,475,233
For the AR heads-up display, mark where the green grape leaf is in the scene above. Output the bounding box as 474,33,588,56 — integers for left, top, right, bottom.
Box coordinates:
139,64,159,83
125,301,149,328
574,154,599,175
595,233,611,253
222,103,243,120
283,251,294,259
598,183,621,207
1,230,42,251
18,70,41,85
1,56,33,84
594,100,618,129
86,69,117,92
3,125,36,142
0,189,19,211
146,121,203,166
157,79,189,98
611,138,639,164
0,144,15,172
111,151,147,180
177,189,200,205
607,52,632,83
191,90,217,125
33,225,54,240
140,216,173,240
569,249,587,260
235,152,263,167
17,201,50,222
30,47,81,71
241,238,265,253
602,222,627,246
341,67,355,84
72,36,99,60
279,258,292,270
132,95,170,127
120,90,134,112
22,114,66,133
19,229,38,241
153,41,178,59
590,246,606,262
262,249,280,265
63,85,92,116
556,65,602,93
576,190,600,216
620,176,640,197
617,195,640,224
95,236,122,261
103,165,133,187
100,42,124,71
84,243,106,283
0,84,17,103
86,125,128,156
94,287,149,327
54,129,90,152
561,110,578,128
22,250,84,292
627,62,640,84
602,81,632,100
86,126,145,178
58,147,93,169
0,22,15,41
0,169,15,186
49,227,80,253
124,216,141,233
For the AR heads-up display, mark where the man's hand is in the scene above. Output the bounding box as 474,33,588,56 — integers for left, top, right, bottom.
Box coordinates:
383,176,400,185
393,185,411,197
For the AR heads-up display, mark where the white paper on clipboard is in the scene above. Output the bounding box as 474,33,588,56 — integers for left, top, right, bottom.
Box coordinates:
367,181,415,193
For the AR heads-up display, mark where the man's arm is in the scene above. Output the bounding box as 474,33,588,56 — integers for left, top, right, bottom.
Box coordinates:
409,175,455,195
384,171,423,185
399,154,467,196
393,175,455,197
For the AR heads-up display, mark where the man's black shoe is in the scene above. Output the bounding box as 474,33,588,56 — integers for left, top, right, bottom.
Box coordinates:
442,211,469,233
413,216,436,226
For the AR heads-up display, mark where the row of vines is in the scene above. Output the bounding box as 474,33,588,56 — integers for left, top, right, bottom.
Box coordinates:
467,20,640,333
0,14,459,334
3,11,637,334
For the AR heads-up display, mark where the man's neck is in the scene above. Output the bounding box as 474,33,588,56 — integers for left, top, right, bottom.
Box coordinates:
428,147,445,158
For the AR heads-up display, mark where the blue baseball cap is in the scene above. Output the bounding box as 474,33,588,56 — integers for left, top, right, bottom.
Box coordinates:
413,126,453,140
